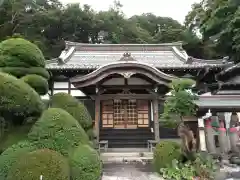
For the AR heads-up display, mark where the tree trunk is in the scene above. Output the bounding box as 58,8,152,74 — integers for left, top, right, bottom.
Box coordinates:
177,120,197,160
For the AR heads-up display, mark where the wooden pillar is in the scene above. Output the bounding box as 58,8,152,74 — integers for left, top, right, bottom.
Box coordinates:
95,97,100,142
50,79,54,96
68,81,71,94
153,99,160,142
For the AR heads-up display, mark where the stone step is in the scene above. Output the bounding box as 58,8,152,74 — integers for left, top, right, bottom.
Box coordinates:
101,152,153,164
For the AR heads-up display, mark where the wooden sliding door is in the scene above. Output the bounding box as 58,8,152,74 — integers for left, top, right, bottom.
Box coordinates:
101,99,149,129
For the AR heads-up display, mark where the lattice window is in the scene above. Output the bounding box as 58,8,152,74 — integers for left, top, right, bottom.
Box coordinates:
137,100,149,127
127,100,137,125
113,100,124,127
101,100,113,128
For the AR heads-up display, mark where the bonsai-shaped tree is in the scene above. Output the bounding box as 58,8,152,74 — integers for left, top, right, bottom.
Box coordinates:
162,78,198,159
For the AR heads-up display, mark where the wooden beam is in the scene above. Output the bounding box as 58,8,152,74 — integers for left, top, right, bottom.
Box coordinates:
153,99,160,142
94,94,163,100
68,81,71,94
94,97,100,142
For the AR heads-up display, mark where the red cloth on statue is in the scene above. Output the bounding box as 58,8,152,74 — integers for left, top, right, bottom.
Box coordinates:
205,118,212,128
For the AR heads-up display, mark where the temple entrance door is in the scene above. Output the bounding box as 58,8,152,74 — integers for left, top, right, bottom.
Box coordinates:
114,99,138,129
101,99,149,129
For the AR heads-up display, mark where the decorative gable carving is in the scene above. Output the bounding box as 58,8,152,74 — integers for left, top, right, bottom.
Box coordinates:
119,72,136,79
119,52,136,61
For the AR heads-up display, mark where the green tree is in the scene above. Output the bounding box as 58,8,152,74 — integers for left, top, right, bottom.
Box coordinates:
185,0,240,61
162,78,197,158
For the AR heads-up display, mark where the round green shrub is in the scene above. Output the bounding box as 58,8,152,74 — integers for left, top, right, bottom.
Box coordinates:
28,108,89,156
6,149,70,180
69,145,102,180
0,38,45,68
86,128,96,140
0,67,50,79
21,74,49,95
0,140,37,180
153,141,182,172
50,93,92,130
0,117,6,139
42,99,50,109
0,72,44,123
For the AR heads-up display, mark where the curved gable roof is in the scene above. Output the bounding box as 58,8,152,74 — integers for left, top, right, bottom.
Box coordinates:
70,61,177,88
46,41,231,70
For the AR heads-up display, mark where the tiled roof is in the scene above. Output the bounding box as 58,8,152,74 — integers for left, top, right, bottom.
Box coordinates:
46,42,230,70
195,95,240,108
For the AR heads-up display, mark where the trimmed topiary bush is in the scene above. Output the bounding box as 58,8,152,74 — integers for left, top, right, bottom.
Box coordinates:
0,38,45,68
50,93,92,130
0,117,6,140
21,74,49,95
28,108,89,156
0,67,50,79
153,140,182,172
0,140,37,180
0,72,44,124
86,128,96,140
0,38,50,80
69,144,102,180
6,149,70,180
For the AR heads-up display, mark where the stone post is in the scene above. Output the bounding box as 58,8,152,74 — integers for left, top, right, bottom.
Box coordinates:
198,117,207,151
218,117,228,153
229,113,239,153
225,112,232,152
205,117,216,154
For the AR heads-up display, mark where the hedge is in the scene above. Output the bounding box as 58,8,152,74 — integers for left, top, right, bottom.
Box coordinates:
0,117,6,140
50,93,92,130
0,67,50,79
6,149,70,180
0,72,44,123
69,145,102,180
87,128,96,141
28,108,89,156
153,140,182,172
21,74,49,95
0,38,45,68
0,141,37,180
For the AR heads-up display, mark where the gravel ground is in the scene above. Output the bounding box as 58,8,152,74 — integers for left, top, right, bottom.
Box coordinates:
101,160,240,180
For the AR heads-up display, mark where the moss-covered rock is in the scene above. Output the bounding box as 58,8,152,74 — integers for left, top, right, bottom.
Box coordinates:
0,141,37,180
0,72,44,123
21,74,49,95
6,149,70,180
0,38,45,68
69,145,102,180
28,108,89,156
50,93,92,130
153,141,182,172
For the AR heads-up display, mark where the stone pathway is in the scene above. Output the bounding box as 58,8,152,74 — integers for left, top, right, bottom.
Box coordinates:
102,163,164,180
101,161,240,180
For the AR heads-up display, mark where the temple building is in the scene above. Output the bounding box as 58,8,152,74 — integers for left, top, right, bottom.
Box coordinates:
46,41,234,148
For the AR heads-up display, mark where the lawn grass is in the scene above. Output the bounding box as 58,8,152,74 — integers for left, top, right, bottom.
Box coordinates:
0,124,33,153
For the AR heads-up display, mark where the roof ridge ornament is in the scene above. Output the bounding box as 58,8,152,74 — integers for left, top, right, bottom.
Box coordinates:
119,52,136,61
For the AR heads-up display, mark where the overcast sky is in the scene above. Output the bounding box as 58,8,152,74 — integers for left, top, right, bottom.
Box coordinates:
59,0,200,24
